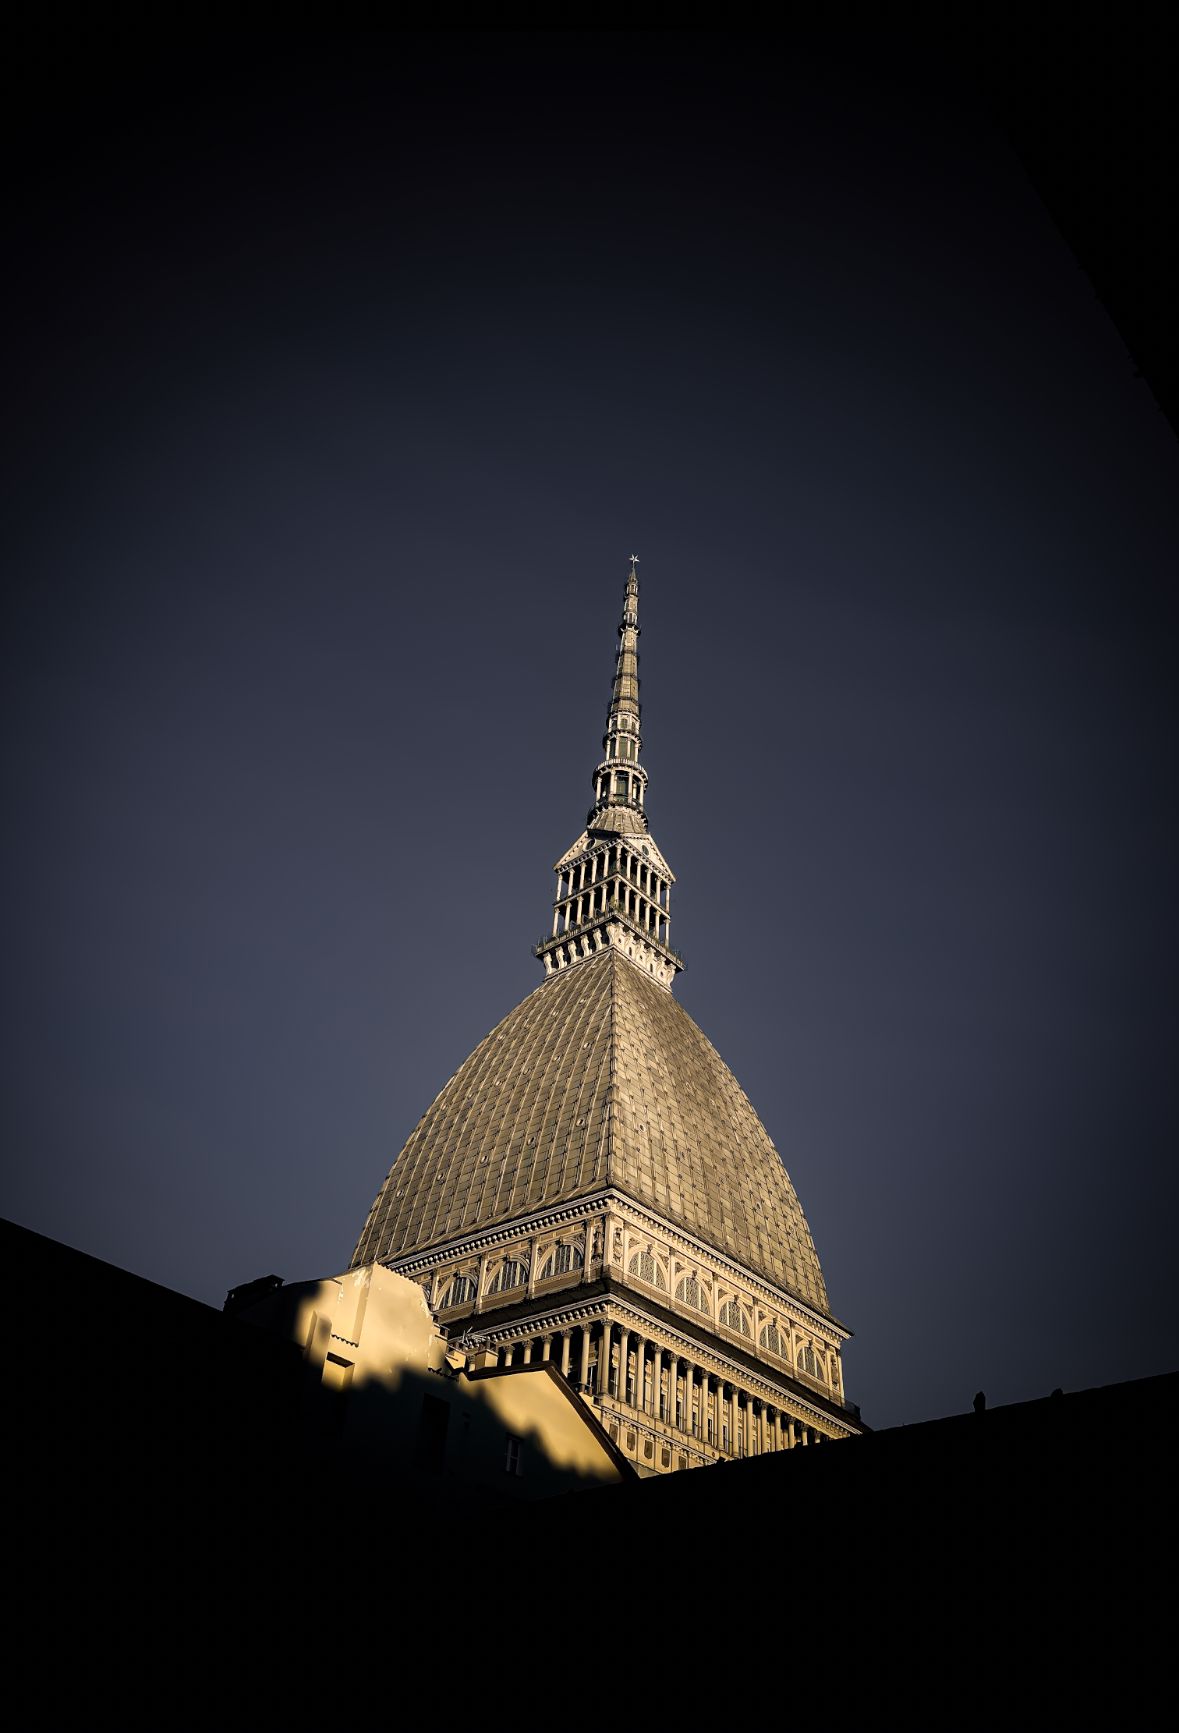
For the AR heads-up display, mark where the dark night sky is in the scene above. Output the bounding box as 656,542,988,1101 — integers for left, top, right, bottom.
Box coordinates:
4,30,1177,1428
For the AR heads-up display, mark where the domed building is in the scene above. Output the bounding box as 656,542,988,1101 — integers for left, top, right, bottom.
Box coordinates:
353,561,860,1469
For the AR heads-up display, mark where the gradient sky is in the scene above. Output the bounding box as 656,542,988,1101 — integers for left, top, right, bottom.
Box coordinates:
4,31,1176,1429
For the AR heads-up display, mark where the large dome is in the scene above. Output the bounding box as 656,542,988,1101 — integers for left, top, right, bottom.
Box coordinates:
353,948,830,1315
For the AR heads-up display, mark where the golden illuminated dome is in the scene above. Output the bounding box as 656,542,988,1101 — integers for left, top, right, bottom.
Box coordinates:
352,945,830,1314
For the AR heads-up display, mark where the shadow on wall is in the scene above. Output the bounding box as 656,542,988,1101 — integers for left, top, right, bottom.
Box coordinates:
224,1258,635,1500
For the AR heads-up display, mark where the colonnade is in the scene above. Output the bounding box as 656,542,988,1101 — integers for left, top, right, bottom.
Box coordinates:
493,1319,829,1458
552,847,672,947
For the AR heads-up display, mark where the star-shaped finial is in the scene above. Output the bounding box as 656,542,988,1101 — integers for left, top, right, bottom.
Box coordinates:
629,554,640,566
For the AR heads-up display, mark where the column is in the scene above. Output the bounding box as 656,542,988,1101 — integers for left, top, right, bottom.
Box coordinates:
775,1411,784,1452
473,1250,490,1314
618,1329,631,1406
559,1332,571,1377
730,1386,739,1455
526,1235,540,1298
599,1323,612,1395
684,1363,695,1434
541,1335,552,1362
633,1336,646,1410
578,1322,591,1390
503,1343,515,1367
522,1338,533,1364
651,1345,664,1419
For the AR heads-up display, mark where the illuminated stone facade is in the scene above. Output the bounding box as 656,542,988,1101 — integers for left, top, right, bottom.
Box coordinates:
353,560,860,1469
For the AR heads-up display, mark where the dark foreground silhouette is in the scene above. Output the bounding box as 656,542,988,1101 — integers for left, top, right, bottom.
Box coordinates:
5,1216,1172,1724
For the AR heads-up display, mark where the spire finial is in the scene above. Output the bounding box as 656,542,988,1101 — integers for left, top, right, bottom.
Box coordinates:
534,558,680,987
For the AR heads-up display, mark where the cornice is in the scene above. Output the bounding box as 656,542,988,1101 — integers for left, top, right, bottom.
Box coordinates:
606,1191,849,1341
387,1184,848,1348
458,1284,857,1437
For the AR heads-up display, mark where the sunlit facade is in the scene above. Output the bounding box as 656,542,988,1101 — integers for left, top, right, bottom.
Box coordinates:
353,561,861,1470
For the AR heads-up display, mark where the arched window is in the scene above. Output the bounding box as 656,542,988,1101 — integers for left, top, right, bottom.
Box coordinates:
759,1321,783,1357
539,1240,584,1281
719,1299,751,1337
675,1273,710,1314
487,1257,528,1296
798,1341,819,1377
440,1272,476,1308
628,1248,666,1290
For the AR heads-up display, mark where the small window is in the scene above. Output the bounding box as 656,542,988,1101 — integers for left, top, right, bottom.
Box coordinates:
488,1257,528,1296
719,1299,751,1337
505,1435,523,1476
676,1273,709,1313
441,1272,476,1308
540,1240,584,1281
629,1248,666,1290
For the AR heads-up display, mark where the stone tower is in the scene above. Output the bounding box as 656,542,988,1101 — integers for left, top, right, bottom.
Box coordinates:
352,560,860,1470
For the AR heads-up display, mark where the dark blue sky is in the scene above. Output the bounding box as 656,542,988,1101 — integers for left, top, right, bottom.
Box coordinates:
4,31,1176,1428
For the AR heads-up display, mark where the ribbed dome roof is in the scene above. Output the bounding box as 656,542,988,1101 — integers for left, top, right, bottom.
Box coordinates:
352,949,830,1315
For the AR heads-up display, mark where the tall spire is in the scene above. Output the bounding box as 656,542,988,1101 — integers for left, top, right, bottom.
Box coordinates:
588,553,647,832
534,559,681,989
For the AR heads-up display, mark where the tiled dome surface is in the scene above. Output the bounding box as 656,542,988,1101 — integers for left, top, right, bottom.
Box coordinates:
352,949,829,1313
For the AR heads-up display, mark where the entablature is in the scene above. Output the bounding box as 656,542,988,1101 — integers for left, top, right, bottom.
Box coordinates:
384,1184,849,1413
